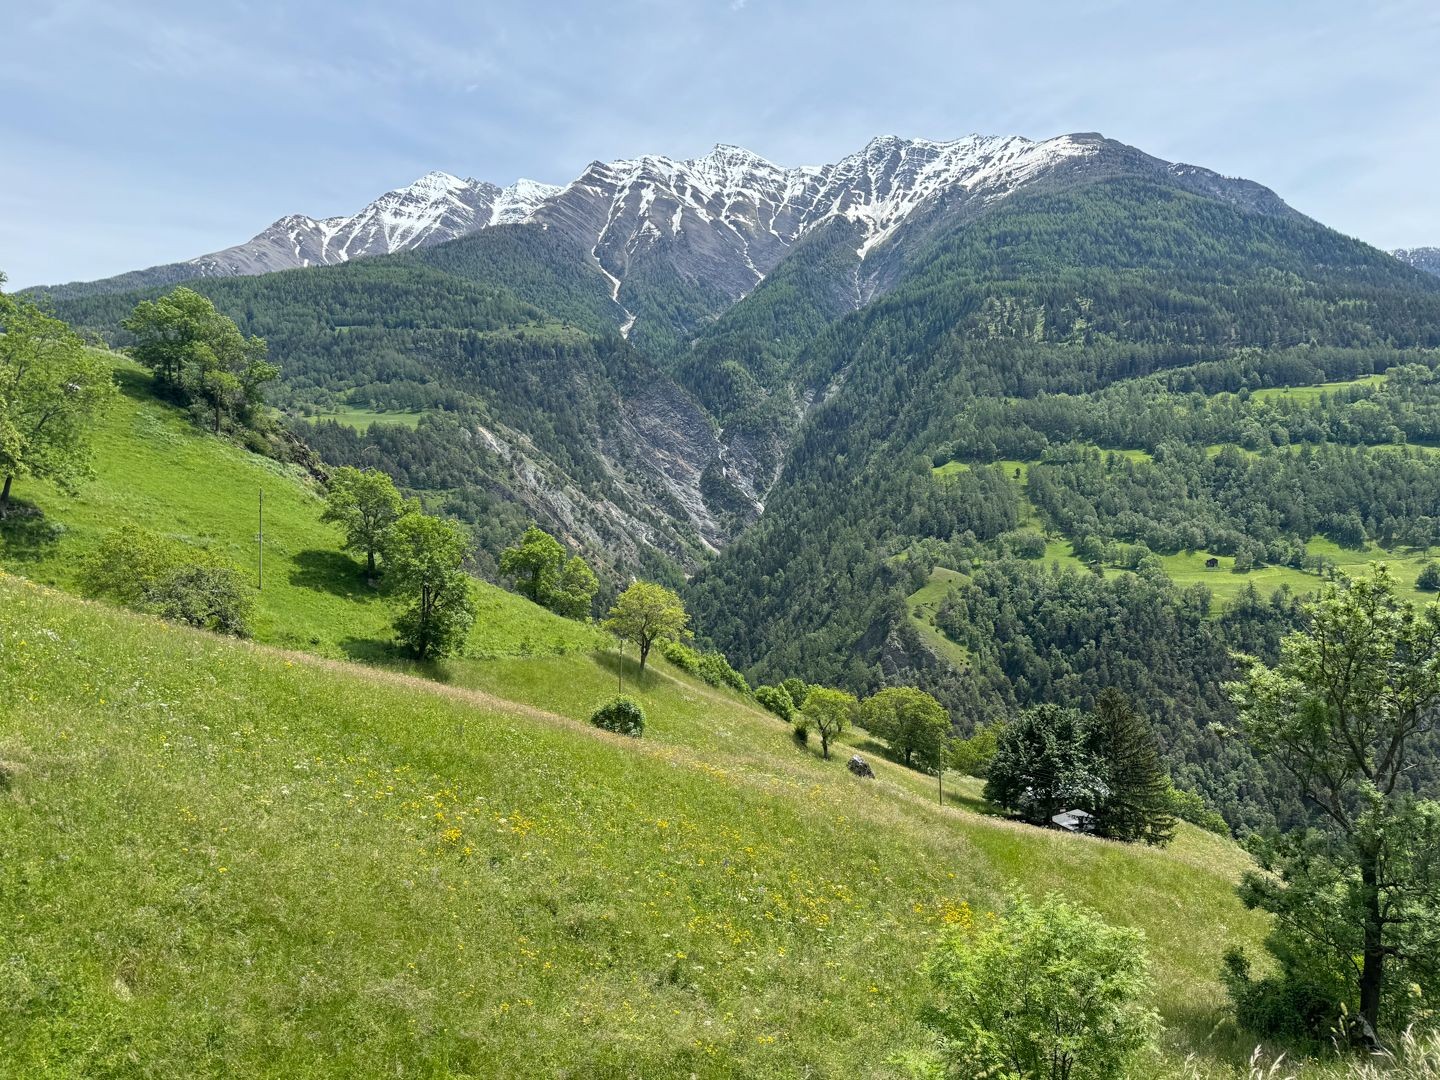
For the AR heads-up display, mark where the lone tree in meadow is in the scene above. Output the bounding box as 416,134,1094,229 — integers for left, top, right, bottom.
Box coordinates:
802,687,858,760
602,581,689,671
1228,566,1440,1040
321,465,414,577
863,685,950,771
500,524,566,603
385,512,476,660
0,275,116,514
122,287,277,433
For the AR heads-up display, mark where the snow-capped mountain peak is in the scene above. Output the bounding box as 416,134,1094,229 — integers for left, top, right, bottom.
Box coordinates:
43,131,1295,312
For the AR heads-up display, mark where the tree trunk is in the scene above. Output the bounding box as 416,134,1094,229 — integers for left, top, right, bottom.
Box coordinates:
1359,857,1385,1036
214,403,222,433
0,474,11,514
639,638,651,671
821,733,830,759
367,549,376,577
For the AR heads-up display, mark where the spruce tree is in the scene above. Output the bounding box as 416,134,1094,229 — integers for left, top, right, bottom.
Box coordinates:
1091,689,1175,846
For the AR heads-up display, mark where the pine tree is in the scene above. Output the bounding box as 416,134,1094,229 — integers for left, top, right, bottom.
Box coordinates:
1091,689,1175,846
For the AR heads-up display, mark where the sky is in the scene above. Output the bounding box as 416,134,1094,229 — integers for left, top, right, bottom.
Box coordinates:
3,0,1438,288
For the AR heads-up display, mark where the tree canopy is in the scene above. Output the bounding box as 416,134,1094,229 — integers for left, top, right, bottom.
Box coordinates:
602,582,689,671
802,687,857,761
385,512,476,660
1228,566,1440,1039
321,466,414,577
122,287,277,433
500,524,598,620
863,686,950,772
0,278,115,512
925,891,1157,1080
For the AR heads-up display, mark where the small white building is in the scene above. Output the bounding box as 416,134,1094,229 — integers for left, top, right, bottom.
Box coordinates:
1051,809,1096,833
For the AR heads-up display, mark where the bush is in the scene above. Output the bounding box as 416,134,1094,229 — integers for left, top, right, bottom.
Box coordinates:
792,719,810,745
662,641,749,694
146,564,253,636
80,524,251,636
1221,943,1353,1044
1167,786,1231,835
660,640,702,672
590,696,646,737
781,678,810,709
697,651,749,694
1419,562,1440,592
924,890,1157,1080
755,684,797,721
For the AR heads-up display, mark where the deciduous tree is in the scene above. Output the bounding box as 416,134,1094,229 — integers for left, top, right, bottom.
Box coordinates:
863,685,950,771
0,278,115,513
802,687,857,761
321,465,413,577
386,513,476,660
984,704,1107,825
122,287,277,433
1228,567,1440,1039
925,891,1157,1080
603,582,689,671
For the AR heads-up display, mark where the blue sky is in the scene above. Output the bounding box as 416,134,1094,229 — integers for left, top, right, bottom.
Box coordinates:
3,0,1438,288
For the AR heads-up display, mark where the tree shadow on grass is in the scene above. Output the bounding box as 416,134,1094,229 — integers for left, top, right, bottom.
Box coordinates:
338,636,399,665
289,549,380,601
943,784,1004,816
0,503,64,563
593,649,663,694
113,366,157,402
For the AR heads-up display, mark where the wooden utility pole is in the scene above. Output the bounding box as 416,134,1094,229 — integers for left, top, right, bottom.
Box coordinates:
257,488,264,591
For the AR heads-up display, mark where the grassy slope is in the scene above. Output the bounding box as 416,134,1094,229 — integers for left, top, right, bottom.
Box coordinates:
0,358,603,660
0,575,1272,1078
301,405,433,431
0,354,1295,1075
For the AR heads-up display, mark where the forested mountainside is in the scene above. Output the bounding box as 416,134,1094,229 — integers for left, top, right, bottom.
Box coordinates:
46,226,727,581
42,138,1440,831
688,177,1440,828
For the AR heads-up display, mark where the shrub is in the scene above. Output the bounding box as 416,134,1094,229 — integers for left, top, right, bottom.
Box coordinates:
924,890,1157,1080
590,696,646,737
660,640,702,671
1167,786,1231,835
755,684,796,721
697,651,749,694
1221,943,1353,1044
781,677,810,709
145,564,253,637
1419,562,1440,592
80,524,251,636
792,719,810,745
663,641,749,694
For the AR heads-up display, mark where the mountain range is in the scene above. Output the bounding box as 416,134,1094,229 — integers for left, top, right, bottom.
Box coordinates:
31,126,1440,832
38,133,1294,322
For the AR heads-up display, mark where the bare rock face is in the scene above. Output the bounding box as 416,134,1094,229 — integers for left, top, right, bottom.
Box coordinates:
1395,247,1440,277
848,756,876,779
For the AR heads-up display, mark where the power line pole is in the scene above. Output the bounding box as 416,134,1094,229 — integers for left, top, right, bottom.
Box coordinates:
257,488,264,591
